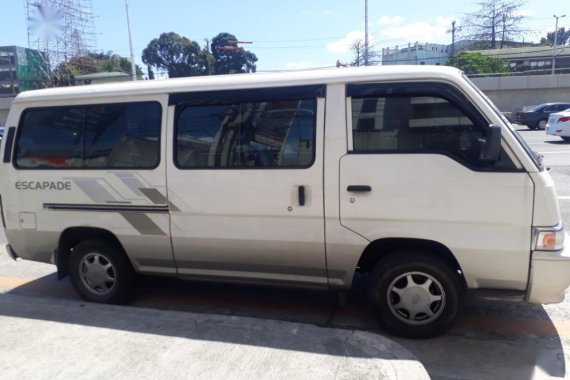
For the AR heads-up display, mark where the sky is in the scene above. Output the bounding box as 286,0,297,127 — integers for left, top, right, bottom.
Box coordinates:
1,0,569,73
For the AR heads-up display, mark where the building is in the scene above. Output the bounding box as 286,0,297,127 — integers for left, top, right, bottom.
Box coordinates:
472,46,570,73
381,40,570,74
382,43,450,66
0,46,50,96
75,71,131,85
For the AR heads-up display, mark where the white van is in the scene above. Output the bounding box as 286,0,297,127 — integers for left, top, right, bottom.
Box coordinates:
1,66,569,338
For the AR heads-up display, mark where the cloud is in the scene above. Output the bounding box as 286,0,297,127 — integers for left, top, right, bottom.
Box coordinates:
326,31,366,53
323,10,334,16
380,17,453,43
378,16,405,25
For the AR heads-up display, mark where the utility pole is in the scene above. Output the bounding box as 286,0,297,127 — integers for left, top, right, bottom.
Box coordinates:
204,39,211,75
500,14,506,49
364,0,369,66
552,14,566,75
125,0,137,81
450,20,456,57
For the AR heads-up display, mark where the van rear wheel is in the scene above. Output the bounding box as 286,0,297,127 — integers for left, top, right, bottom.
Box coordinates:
368,252,463,339
69,240,135,304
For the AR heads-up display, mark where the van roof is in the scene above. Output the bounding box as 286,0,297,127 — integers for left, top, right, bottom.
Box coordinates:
14,65,463,104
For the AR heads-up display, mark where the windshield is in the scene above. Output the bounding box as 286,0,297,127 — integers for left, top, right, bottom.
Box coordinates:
462,74,543,171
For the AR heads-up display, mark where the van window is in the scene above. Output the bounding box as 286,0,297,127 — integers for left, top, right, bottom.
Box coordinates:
351,95,491,168
15,102,161,169
175,99,315,168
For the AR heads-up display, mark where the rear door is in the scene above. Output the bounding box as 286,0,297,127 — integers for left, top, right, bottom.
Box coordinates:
167,86,328,287
340,82,534,290
2,97,173,273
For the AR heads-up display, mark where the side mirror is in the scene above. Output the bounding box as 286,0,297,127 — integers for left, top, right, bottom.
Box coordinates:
480,124,501,161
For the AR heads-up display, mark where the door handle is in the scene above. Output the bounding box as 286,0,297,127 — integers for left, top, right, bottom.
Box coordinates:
298,185,306,206
347,185,372,192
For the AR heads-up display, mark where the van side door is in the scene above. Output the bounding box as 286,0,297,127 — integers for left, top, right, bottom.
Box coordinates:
167,86,327,287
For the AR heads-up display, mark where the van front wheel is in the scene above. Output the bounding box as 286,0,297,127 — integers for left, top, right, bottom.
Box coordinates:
69,240,135,304
368,252,463,338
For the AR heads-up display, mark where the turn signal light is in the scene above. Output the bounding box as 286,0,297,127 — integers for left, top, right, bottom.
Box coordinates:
542,232,557,249
535,226,565,251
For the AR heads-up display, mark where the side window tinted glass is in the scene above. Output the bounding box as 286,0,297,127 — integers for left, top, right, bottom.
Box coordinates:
176,99,316,168
351,95,490,167
83,103,161,168
16,102,161,169
16,108,84,168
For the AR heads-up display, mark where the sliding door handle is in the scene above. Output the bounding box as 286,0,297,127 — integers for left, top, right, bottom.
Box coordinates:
347,185,372,192
298,185,306,206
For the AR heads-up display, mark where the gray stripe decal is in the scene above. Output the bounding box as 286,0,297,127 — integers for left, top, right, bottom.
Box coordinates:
120,212,166,236
115,173,145,196
139,188,168,205
74,179,117,202
168,201,181,212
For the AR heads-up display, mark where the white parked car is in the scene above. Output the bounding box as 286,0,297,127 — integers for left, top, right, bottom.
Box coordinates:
546,108,570,141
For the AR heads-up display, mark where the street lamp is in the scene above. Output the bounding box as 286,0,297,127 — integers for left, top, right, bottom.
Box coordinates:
552,14,566,75
364,0,369,66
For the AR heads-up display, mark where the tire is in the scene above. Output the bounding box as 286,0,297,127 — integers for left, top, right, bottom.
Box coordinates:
537,119,547,130
69,239,136,304
368,251,463,339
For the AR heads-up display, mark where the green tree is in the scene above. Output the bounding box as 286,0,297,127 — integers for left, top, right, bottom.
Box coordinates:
52,63,79,86
65,55,99,74
93,51,144,77
446,51,510,74
540,27,570,46
142,32,212,78
211,33,257,74
52,51,143,86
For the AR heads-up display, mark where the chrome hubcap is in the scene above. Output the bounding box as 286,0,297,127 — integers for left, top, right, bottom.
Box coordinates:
387,272,445,325
79,253,117,295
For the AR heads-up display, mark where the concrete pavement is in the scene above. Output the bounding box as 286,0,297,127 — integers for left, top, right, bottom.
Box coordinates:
0,294,428,379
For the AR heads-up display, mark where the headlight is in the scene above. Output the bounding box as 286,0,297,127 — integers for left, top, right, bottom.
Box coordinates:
534,223,565,251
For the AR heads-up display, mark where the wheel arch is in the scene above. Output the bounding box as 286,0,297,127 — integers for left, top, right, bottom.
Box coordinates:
357,237,466,287
56,227,130,279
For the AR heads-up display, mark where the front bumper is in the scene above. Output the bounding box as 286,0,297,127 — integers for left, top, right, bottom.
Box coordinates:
526,236,570,304
546,125,570,137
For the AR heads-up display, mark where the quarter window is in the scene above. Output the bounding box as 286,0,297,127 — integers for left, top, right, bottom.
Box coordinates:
16,102,161,169
175,99,316,168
